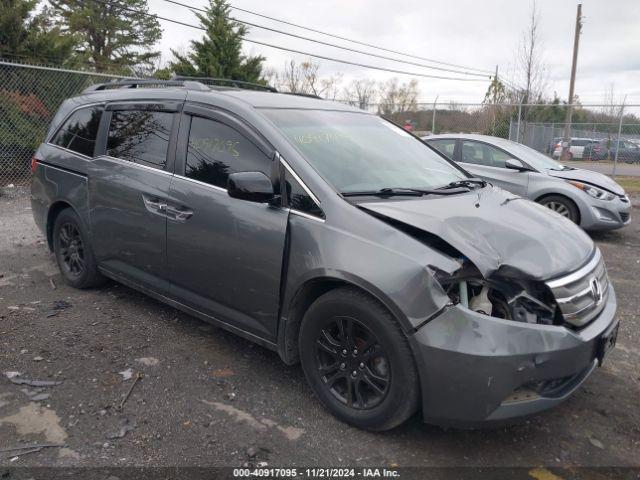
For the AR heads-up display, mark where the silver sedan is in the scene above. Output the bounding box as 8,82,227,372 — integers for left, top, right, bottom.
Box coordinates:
423,134,631,231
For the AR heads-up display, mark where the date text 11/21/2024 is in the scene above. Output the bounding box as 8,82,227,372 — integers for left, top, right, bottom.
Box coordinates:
232,467,400,477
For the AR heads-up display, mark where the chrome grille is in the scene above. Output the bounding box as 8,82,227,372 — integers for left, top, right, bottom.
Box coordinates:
546,249,609,328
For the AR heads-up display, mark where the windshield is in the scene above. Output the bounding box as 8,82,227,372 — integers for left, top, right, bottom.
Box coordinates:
262,109,468,194
500,140,565,170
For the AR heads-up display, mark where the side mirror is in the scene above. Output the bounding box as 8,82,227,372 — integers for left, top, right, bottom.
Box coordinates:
505,158,530,172
227,171,274,202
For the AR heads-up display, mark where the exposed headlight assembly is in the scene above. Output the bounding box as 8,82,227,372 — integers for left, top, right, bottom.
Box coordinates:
435,269,559,326
568,180,615,201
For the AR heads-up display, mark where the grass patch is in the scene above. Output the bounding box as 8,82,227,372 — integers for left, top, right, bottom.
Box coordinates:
614,176,640,194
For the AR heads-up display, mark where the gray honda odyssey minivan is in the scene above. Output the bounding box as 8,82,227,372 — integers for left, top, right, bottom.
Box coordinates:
31,79,619,430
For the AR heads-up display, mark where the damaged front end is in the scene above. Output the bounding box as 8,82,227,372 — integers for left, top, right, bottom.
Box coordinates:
356,191,618,426
433,262,561,327
431,244,611,331
412,249,618,427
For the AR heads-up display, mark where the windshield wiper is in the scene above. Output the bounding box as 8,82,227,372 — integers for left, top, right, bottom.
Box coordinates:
342,187,470,197
437,178,487,190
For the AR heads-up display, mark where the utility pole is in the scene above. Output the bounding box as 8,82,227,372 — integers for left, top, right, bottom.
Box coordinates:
431,95,439,134
561,3,583,161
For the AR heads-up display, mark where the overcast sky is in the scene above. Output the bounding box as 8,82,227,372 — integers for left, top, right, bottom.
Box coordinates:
148,0,640,106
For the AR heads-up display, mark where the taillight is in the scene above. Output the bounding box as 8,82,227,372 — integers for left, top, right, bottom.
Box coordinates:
31,156,39,173
594,146,601,152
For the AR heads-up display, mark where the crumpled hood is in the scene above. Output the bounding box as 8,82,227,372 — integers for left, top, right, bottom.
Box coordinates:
359,186,594,280
547,168,626,196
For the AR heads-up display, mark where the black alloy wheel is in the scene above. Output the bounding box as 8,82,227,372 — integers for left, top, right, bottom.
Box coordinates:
57,222,85,278
315,316,390,410
299,287,419,431
53,208,106,289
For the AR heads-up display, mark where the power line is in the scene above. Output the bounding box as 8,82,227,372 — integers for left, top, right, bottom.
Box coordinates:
161,0,489,78
497,75,524,92
93,0,490,82
226,2,494,75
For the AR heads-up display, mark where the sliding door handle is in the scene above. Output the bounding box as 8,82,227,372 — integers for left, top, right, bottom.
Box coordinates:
142,195,167,215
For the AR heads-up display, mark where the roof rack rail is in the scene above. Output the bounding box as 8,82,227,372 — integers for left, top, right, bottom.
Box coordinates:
282,92,323,100
82,79,210,94
171,75,278,92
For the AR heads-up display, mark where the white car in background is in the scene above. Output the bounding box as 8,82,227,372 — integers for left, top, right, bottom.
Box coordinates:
552,137,595,160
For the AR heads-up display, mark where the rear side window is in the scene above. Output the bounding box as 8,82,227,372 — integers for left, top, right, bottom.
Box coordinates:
51,106,103,157
284,170,323,218
185,116,271,189
428,139,456,159
107,110,173,170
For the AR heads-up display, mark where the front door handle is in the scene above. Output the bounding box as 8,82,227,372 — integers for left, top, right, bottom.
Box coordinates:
142,195,167,216
165,205,193,222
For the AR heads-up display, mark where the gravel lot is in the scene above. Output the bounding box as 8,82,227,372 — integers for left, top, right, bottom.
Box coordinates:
1,186,639,475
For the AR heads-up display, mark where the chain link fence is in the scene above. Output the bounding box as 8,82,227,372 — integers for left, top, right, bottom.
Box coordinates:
1,60,640,186
0,60,129,186
374,102,640,175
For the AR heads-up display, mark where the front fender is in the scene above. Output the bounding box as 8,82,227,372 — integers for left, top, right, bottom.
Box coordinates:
281,212,458,333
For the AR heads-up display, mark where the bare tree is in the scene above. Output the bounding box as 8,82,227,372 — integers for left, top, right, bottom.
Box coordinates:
275,59,305,93
517,1,547,104
377,78,419,116
513,1,548,140
343,79,377,110
271,59,342,98
601,83,623,121
598,83,626,157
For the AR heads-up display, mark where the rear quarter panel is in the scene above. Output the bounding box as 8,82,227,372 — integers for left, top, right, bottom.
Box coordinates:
31,144,92,241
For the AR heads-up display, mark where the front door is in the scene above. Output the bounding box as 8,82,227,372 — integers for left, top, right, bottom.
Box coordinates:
459,140,530,196
88,102,181,294
166,105,288,341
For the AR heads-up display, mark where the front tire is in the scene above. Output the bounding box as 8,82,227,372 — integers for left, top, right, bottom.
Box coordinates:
53,208,106,289
299,287,419,431
539,195,580,224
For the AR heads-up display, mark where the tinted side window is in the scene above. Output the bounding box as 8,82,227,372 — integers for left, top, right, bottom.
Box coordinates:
486,146,512,168
461,141,514,168
460,141,488,166
429,139,456,159
185,116,270,188
284,170,323,218
107,110,173,170
51,106,103,157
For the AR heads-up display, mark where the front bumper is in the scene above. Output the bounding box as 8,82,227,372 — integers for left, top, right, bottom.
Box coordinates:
578,194,631,231
409,287,618,428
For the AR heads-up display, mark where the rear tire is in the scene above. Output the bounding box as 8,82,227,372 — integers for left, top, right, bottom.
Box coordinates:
539,195,580,224
299,287,419,431
52,208,106,289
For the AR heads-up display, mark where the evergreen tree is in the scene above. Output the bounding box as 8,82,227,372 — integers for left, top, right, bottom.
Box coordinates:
167,0,264,82
0,0,79,66
49,0,161,74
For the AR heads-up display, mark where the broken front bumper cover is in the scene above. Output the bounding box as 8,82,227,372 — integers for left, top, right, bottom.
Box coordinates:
409,286,618,427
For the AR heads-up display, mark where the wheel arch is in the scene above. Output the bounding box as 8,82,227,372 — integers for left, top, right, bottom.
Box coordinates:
277,276,406,365
46,200,80,251
534,192,582,225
